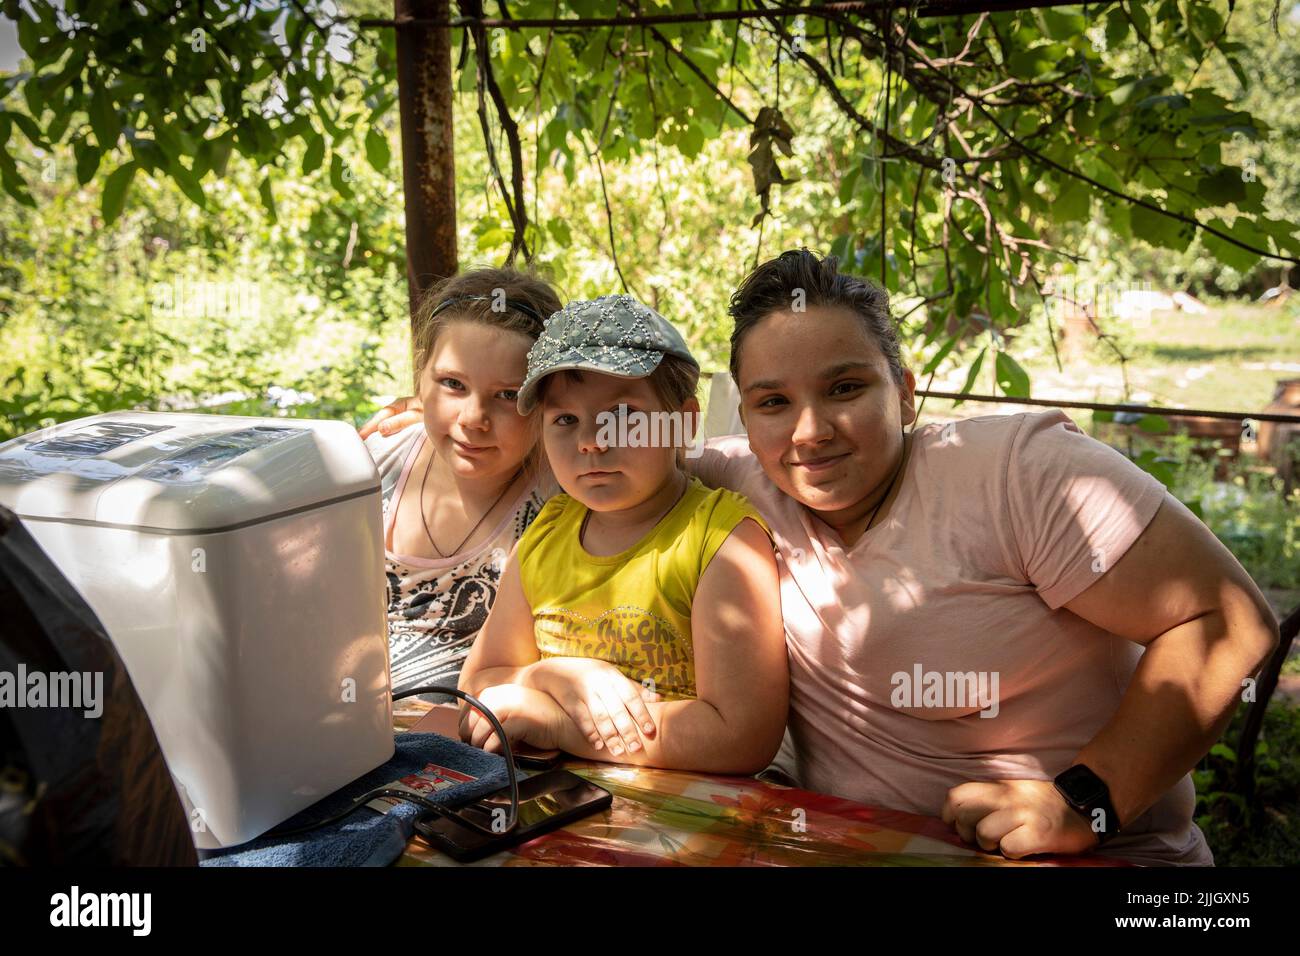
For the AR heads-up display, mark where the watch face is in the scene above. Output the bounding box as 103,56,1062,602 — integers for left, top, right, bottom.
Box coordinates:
1057,764,1106,805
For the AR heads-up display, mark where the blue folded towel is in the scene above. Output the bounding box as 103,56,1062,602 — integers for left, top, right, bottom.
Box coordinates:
199,732,509,867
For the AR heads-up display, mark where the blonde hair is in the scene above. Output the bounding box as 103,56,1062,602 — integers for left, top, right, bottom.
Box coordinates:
411,267,562,390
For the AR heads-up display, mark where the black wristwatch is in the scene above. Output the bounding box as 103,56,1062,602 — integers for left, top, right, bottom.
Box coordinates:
1053,764,1121,845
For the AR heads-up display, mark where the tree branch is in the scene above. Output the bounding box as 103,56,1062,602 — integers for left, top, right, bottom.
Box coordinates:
898,30,1300,266
645,24,752,124
465,0,532,261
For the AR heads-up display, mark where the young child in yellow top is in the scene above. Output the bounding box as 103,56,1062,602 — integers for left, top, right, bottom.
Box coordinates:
458,295,788,774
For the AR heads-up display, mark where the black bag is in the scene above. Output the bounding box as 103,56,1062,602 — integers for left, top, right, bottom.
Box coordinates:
0,504,196,865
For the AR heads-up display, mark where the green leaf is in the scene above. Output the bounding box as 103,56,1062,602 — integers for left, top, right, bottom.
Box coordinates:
827,233,853,264
88,84,119,151
1007,45,1056,78
6,110,46,147
1039,8,1084,40
1129,2,1151,43
986,269,1016,325
1188,4,1224,44
169,161,205,208
364,126,390,172
130,138,164,174
1134,450,1177,489
1197,168,1247,206
475,227,511,251
1110,76,1168,107
15,9,40,58
210,134,235,178
1258,217,1300,257
1222,55,1249,91
1105,7,1129,48
1053,176,1090,223
678,121,705,159
153,121,181,164
1209,743,1237,764
259,176,277,222
548,218,572,247
906,100,937,141
922,334,958,376
1202,217,1265,272
73,139,100,185
0,158,35,207
237,114,274,158
953,346,987,407
838,164,861,205
1130,203,1193,251
329,153,354,198
302,132,325,174
101,162,137,224
22,77,42,119
1137,414,1170,434
1137,92,1189,112
994,351,1030,398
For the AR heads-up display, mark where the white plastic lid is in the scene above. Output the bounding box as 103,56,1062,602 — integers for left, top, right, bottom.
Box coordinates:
0,411,380,532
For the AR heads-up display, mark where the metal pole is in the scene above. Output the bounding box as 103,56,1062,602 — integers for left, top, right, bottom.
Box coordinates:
395,0,458,334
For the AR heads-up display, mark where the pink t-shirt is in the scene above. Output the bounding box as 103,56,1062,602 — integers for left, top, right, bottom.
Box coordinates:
693,410,1212,866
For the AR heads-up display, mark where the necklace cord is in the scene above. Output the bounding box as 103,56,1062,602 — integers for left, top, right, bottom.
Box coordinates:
419,447,523,558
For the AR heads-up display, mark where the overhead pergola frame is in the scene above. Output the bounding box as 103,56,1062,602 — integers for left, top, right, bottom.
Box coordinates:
363,0,1096,31
370,1,1093,311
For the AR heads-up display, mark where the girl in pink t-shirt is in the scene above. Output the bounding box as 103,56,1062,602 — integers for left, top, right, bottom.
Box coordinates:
699,248,1278,866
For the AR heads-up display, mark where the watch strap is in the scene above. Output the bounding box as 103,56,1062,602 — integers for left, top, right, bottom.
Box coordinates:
1053,764,1121,845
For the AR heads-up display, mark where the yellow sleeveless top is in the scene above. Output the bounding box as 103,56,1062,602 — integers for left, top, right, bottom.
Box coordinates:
516,476,771,701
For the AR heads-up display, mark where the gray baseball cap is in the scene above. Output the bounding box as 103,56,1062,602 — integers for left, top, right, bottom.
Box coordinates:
517,294,699,414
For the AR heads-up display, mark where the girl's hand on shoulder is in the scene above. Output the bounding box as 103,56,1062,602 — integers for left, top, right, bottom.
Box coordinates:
942,779,1102,859
532,658,660,758
358,395,423,439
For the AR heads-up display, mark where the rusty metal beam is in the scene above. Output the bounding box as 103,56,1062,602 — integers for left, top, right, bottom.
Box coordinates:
395,0,458,333
361,1,1095,30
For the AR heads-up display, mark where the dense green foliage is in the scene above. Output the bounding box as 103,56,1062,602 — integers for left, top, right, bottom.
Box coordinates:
4,0,1299,403
1196,695,1300,867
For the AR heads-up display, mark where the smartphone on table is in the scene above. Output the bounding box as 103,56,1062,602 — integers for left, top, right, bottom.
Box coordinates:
414,769,612,863
510,742,562,770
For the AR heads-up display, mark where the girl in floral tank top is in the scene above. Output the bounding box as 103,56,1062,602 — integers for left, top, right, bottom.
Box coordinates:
361,268,562,701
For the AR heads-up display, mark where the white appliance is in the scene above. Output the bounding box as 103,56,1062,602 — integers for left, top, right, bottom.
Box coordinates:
0,411,394,849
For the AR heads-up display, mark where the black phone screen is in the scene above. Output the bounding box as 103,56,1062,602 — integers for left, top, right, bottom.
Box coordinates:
414,770,612,861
